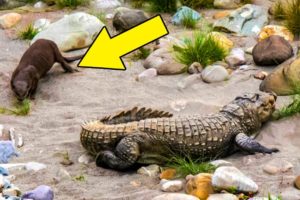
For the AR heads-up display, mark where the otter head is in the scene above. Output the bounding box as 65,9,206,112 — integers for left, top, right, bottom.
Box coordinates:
11,80,30,101
221,93,277,131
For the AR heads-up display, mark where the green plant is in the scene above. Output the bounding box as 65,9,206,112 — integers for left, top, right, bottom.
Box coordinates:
241,0,252,4
73,174,86,182
181,10,198,29
90,10,106,24
0,99,31,116
284,0,300,37
18,24,39,40
132,47,151,60
179,0,214,9
166,155,216,178
272,94,300,120
273,0,286,20
174,32,227,68
55,0,89,8
268,193,282,200
148,0,177,12
131,0,144,8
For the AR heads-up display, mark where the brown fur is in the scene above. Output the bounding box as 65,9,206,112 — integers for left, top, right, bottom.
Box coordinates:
11,39,83,101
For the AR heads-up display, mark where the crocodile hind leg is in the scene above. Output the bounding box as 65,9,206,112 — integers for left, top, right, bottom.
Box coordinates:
235,133,279,154
96,135,141,170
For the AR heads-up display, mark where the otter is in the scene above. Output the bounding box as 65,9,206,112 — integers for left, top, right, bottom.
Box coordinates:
11,39,83,101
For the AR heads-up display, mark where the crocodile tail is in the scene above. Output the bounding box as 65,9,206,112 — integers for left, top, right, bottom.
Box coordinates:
100,107,173,124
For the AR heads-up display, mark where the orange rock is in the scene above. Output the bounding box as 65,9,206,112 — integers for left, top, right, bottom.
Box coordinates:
160,168,176,180
185,173,214,200
213,11,231,20
254,71,268,80
295,176,300,190
0,13,22,29
258,25,294,42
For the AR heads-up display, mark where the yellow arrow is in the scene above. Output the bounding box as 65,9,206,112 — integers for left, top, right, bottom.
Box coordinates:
78,15,169,70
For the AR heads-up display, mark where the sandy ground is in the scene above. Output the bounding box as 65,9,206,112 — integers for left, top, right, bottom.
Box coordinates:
1,1,300,199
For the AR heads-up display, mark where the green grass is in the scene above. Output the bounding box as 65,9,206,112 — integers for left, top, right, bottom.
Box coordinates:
284,0,300,37
132,47,151,60
181,10,198,29
131,0,144,8
55,0,89,8
148,0,177,12
0,99,31,116
272,94,300,120
165,155,216,178
273,1,286,20
89,10,106,24
18,24,39,40
179,0,214,9
174,31,227,68
268,193,282,200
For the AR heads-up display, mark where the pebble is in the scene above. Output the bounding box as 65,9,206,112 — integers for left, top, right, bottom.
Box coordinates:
185,173,214,199
25,162,47,171
137,164,160,177
202,65,229,83
136,68,157,81
160,168,176,180
170,100,187,112
2,187,21,197
78,153,93,164
263,159,293,175
188,62,203,74
212,166,258,193
152,193,199,200
208,193,238,200
160,179,184,192
225,48,246,69
254,71,268,80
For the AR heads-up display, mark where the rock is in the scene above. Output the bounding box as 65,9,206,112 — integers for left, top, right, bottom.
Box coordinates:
209,32,233,53
172,6,201,26
225,48,246,68
253,35,294,66
263,159,293,175
93,0,121,9
213,11,231,19
22,185,54,200
210,160,233,168
259,57,300,95
78,153,93,164
0,174,4,188
2,187,21,197
152,193,199,200
214,4,268,36
254,71,268,80
34,1,47,9
185,173,214,199
160,168,177,180
258,25,294,42
214,0,241,9
188,62,203,74
201,65,229,83
137,68,157,81
295,176,300,190
177,74,202,90
113,7,148,32
25,162,46,171
160,179,184,192
144,48,186,75
245,46,254,54
31,12,104,52
170,100,187,112
33,18,50,32
208,193,238,200
212,166,258,193
137,164,160,177
0,13,22,29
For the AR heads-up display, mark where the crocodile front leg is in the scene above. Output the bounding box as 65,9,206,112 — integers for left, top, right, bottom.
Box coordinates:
96,135,141,170
235,133,279,154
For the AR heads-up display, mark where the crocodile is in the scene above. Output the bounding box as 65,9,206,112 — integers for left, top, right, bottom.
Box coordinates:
80,93,278,170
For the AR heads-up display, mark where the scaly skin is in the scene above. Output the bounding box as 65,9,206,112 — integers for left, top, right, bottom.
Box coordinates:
80,93,279,170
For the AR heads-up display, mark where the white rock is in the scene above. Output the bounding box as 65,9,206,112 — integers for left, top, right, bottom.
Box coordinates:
212,166,258,193
25,162,46,171
93,0,121,9
33,18,50,32
210,160,233,168
225,48,246,68
137,68,157,81
105,14,114,19
160,179,184,192
34,1,47,9
152,193,199,200
208,193,238,200
0,13,22,29
137,164,160,177
31,12,104,52
177,74,202,90
0,124,3,137
201,65,229,83
78,153,93,164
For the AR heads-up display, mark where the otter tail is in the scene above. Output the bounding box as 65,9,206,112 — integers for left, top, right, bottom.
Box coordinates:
63,54,85,62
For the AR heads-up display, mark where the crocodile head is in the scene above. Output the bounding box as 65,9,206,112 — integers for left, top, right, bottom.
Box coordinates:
221,93,277,131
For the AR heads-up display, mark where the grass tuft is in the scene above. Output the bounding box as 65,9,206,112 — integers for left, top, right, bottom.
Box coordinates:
284,0,300,37
181,10,198,29
273,0,286,20
174,31,227,68
89,10,106,24
0,99,31,116
165,155,216,178
130,0,144,8
272,94,300,120
179,0,214,9
132,47,151,60
55,0,89,8
148,0,177,12
18,24,39,40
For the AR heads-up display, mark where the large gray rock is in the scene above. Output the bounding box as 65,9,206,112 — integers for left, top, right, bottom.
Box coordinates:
214,0,241,9
113,7,148,32
214,4,268,36
31,12,104,52
144,48,186,75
